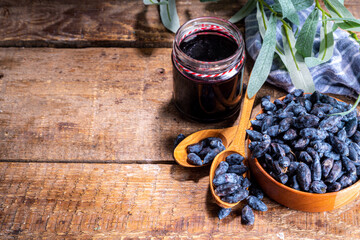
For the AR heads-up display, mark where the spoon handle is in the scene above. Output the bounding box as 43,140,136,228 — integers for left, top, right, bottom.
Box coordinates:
230,90,256,155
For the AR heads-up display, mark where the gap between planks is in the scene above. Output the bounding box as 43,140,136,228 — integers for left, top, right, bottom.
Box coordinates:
0,159,176,164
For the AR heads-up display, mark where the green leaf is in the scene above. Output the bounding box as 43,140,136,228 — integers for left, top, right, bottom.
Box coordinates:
305,21,334,68
247,14,278,98
282,25,316,93
256,1,268,35
159,0,180,33
229,0,257,23
324,0,355,19
272,0,314,12
143,0,168,5
257,1,287,66
326,18,360,32
291,0,314,10
295,8,319,57
277,0,300,25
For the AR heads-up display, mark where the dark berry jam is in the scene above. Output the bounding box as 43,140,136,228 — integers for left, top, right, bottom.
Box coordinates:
179,33,238,62
172,17,245,122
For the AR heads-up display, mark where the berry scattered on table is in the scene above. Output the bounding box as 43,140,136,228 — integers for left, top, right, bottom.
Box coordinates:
241,205,255,225
174,134,185,149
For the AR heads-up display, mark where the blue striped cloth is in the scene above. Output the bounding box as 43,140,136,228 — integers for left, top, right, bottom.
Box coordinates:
245,4,360,98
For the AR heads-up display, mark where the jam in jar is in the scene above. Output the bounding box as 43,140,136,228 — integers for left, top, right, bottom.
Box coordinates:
172,17,245,122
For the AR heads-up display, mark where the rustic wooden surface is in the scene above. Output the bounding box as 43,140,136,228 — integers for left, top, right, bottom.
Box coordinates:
0,0,359,48
0,0,248,48
1,0,360,239
1,162,360,239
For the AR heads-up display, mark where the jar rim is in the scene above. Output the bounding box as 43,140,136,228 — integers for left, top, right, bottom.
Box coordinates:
173,16,244,73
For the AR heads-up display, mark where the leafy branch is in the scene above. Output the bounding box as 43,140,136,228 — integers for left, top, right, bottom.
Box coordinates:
144,0,360,112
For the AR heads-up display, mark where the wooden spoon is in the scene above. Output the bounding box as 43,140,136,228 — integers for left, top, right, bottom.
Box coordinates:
209,90,256,208
174,125,238,168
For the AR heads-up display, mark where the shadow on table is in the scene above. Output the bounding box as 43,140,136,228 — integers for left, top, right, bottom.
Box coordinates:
134,6,155,56
169,164,210,183
159,99,239,158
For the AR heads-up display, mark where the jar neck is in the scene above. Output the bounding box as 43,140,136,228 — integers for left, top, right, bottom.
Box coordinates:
173,17,245,81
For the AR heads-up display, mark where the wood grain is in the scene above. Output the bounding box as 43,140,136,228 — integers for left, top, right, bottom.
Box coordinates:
0,162,360,239
0,47,288,163
1,0,359,48
0,0,248,48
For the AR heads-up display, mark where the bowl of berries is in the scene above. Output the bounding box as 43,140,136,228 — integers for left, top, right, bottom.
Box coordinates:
248,89,360,212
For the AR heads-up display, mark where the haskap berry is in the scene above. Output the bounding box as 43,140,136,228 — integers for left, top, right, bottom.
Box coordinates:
213,153,267,224
249,90,360,194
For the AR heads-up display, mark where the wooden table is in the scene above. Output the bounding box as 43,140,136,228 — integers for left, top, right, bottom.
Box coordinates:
1,1,360,239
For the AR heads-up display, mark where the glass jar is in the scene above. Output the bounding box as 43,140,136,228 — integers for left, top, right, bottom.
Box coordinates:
172,17,245,122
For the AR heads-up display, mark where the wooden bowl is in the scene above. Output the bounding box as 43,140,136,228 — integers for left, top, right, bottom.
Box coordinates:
249,95,360,212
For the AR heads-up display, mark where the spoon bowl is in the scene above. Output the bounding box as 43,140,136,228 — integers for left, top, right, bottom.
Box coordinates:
210,90,256,208
209,149,249,208
174,126,237,168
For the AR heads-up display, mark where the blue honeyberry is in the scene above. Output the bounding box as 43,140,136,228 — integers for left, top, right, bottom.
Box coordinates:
203,149,220,164
187,153,202,166
295,114,320,128
274,99,285,109
241,205,255,225
215,183,242,197
311,158,322,182
325,160,342,184
310,180,327,194
345,117,358,137
279,156,291,168
322,158,334,178
241,178,252,189
329,135,348,156
279,117,293,132
293,138,310,150
174,134,185,149
319,116,342,131
215,161,229,176
296,163,311,191
247,196,268,212
218,208,232,220
246,130,263,141
290,175,300,190
187,142,203,154
213,173,240,186
221,188,249,203
226,153,244,165
283,129,297,141
249,187,264,200
249,90,360,194
338,175,352,189
227,164,248,175
198,147,212,159
293,89,304,97
266,125,280,137
299,151,312,164
327,182,342,192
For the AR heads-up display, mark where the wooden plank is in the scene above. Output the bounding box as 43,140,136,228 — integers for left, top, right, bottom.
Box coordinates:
1,0,359,48
0,0,248,48
0,162,360,239
0,47,287,162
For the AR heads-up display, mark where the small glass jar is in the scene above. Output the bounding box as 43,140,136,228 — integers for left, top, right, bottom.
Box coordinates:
172,17,245,122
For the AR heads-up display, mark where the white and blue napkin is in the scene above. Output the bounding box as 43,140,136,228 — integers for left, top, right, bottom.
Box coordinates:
245,4,360,98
